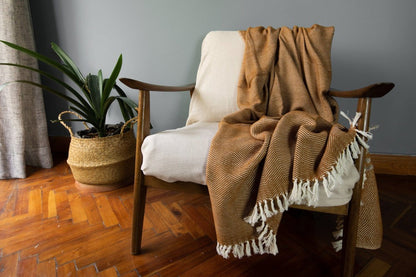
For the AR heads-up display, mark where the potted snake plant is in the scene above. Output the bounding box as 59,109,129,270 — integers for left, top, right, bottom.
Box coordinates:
0,40,137,192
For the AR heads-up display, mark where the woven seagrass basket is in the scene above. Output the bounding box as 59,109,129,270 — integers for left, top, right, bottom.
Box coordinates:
60,112,136,192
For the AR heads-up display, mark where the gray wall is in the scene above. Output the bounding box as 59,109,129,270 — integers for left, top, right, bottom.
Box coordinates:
30,0,416,155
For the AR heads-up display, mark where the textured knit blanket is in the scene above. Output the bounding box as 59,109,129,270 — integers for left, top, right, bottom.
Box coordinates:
206,25,382,259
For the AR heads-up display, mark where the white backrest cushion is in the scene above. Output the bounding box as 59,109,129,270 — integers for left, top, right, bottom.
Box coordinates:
186,31,245,125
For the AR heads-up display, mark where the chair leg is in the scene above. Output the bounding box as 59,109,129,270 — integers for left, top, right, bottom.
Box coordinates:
131,176,147,255
341,214,357,277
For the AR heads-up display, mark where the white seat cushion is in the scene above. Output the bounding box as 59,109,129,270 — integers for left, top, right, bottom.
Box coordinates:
141,122,218,185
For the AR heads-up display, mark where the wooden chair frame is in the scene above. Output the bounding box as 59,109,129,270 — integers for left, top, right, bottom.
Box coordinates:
120,77,394,277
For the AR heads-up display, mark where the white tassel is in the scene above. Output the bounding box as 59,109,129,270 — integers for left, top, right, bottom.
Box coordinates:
245,240,252,257
356,128,373,140
311,179,319,206
340,111,361,128
332,228,343,240
282,194,289,210
369,125,379,132
232,243,245,259
350,139,359,159
351,112,361,127
322,176,331,197
356,134,370,149
263,199,274,218
264,229,279,255
217,243,233,259
332,239,343,252
276,197,284,212
256,220,266,233
251,239,259,254
218,229,280,259
258,224,269,240
327,171,336,191
244,204,259,226
258,238,265,254
270,197,278,213
304,180,312,205
258,202,267,222
289,179,299,203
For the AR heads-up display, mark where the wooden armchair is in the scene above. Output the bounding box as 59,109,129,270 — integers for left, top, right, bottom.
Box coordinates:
120,29,394,277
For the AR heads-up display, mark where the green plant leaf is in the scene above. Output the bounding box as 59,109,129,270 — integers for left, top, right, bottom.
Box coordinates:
100,96,118,128
86,74,102,116
114,84,135,119
101,55,122,107
116,98,129,122
0,62,91,108
0,40,83,88
117,96,138,111
51,42,85,83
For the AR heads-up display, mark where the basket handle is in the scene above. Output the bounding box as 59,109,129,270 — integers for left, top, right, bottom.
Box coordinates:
58,111,89,137
120,116,138,138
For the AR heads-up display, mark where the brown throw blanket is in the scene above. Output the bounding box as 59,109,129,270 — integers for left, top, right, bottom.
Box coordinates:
206,25,382,258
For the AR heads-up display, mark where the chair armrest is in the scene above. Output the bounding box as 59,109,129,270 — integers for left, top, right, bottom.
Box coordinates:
120,78,195,92
328,82,394,98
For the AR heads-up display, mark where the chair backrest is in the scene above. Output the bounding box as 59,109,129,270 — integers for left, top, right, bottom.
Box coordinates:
186,31,245,125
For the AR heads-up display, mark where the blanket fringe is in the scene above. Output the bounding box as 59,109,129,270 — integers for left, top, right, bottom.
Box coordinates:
244,193,290,226
288,112,371,207
244,115,371,227
216,227,279,259
218,112,373,259
331,215,345,252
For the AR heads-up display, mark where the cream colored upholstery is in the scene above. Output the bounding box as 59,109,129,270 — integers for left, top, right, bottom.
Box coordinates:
141,122,217,185
186,31,244,125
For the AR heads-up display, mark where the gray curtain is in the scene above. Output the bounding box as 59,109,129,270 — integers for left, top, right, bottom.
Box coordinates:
0,0,53,179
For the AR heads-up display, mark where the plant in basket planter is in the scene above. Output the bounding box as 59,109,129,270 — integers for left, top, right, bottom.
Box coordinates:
0,40,137,192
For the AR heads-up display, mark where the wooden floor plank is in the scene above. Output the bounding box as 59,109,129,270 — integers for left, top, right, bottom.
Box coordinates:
36,259,57,277
28,188,42,215
77,264,98,277
134,235,213,276
0,187,17,219
0,216,54,256
144,203,169,234
55,190,71,221
120,270,140,277
68,192,88,224
97,266,119,277
0,157,414,276
108,196,131,229
47,190,57,218
65,228,130,269
57,261,77,277
16,256,37,277
80,194,103,225
38,223,110,263
169,202,205,239
14,188,29,215
30,221,102,262
0,181,14,206
155,242,217,276
95,195,119,227
0,252,19,277
356,257,391,277
151,201,186,237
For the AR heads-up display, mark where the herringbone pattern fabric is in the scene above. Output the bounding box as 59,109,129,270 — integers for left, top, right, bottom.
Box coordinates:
207,25,382,258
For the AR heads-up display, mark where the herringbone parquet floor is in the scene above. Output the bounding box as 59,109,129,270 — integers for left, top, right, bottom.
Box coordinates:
0,155,415,276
